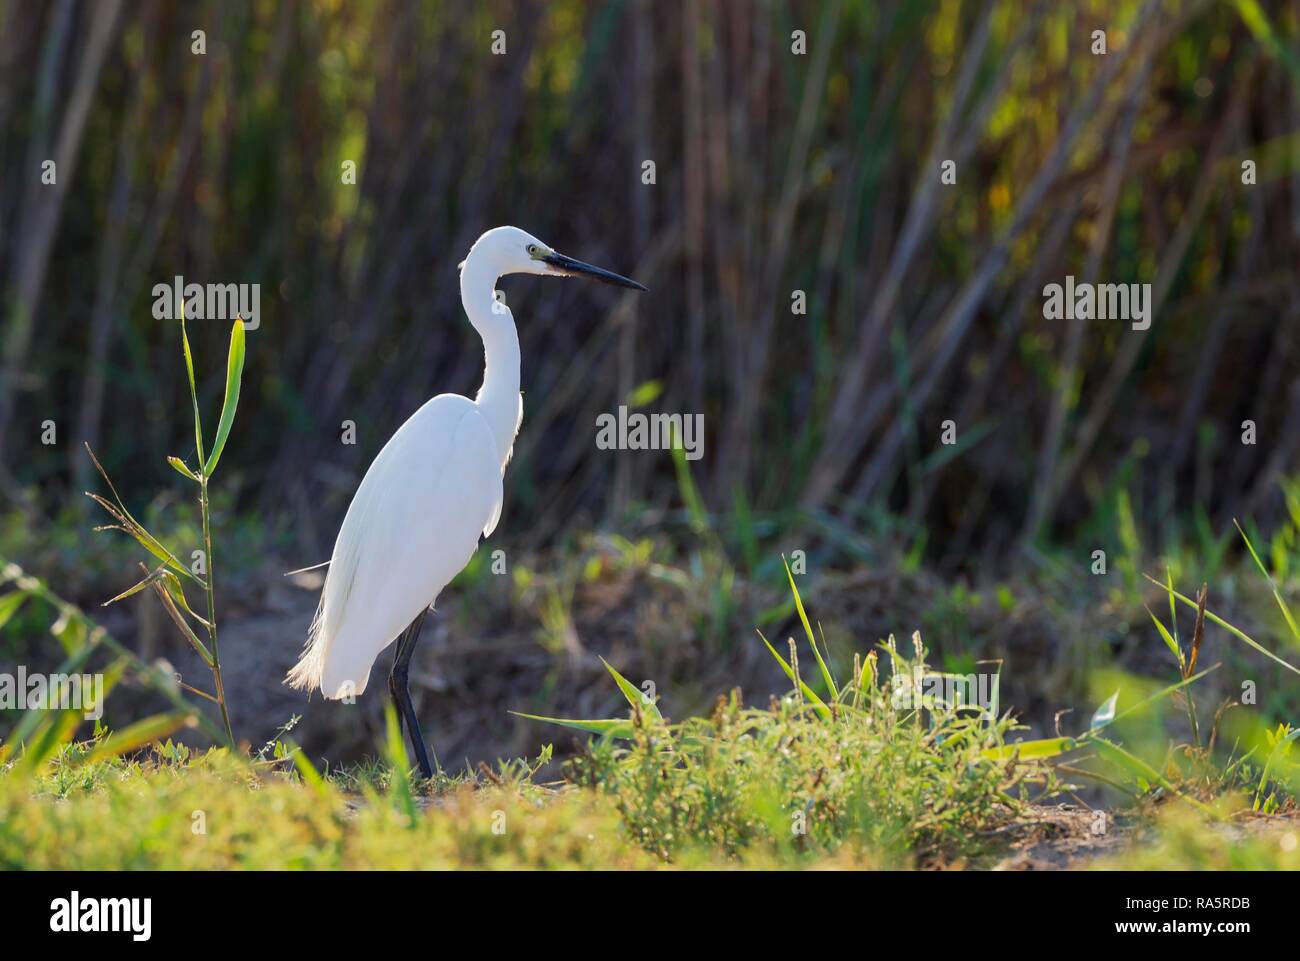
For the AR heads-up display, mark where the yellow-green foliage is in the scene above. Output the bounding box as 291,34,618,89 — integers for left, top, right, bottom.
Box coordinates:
573,688,1030,866
1094,808,1300,870
0,749,655,870
0,745,904,869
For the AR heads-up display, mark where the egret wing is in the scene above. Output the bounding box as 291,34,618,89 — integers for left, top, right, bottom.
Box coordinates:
289,395,503,697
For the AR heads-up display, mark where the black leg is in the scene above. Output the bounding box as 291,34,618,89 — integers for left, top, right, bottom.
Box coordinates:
388,608,435,779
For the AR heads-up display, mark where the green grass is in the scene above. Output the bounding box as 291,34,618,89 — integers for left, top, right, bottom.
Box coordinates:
0,662,1046,870
0,566,1059,869
569,687,1038,866
2,514,1299,869
0,745,654,870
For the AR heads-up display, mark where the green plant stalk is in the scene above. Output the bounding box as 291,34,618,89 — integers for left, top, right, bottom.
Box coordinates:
199,474,234,747
1160,571,1201,750
0,556,226,744
1183,683,1201,752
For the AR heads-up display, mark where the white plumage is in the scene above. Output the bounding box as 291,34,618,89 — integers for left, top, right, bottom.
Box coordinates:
287,394,504,697
286,227,644,769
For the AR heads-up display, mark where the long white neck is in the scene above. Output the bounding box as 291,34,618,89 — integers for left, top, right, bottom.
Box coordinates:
459,250,521,470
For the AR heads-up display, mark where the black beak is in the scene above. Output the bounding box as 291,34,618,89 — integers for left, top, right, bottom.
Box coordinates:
543,252,647,291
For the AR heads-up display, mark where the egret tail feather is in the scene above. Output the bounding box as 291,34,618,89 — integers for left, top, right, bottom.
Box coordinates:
285,592,327,693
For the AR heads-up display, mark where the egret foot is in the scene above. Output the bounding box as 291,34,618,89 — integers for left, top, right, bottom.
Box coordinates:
388,609,434,780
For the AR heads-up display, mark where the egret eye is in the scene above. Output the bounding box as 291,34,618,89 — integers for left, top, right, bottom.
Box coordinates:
527,244,539,257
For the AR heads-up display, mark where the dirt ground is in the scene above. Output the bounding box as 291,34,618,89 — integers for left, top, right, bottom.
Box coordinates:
984,804,1137,869
982,805,1299,870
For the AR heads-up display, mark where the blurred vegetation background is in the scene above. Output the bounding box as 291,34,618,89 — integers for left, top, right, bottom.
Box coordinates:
1,0,1299,764
2,0,1298,561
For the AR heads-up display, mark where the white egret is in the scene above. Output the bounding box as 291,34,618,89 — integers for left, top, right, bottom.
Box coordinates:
286,226,646,777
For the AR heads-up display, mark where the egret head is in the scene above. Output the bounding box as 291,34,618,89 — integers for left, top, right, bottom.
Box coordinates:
463,226,647,291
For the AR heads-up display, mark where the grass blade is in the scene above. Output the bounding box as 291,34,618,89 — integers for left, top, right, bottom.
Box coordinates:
783,556,838,699
12,709,83,779
509,712,636,738
203,319,246,476
1146,607,1184,671
982,736,1078,761
167,456,200,482
181,311,205,467
0,590,27,631
756,629,832,721
0,641,96,763
599,656,662,722
284,739,332,797
1108,664,1219,728
1143,573,1300,677
1252,725,1300,811
1235,519,1300,645
670,425,707,533
1092,737,1220,819
78,711,194,765
151,579,214,666
382,702,419,825
83,444,201,585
